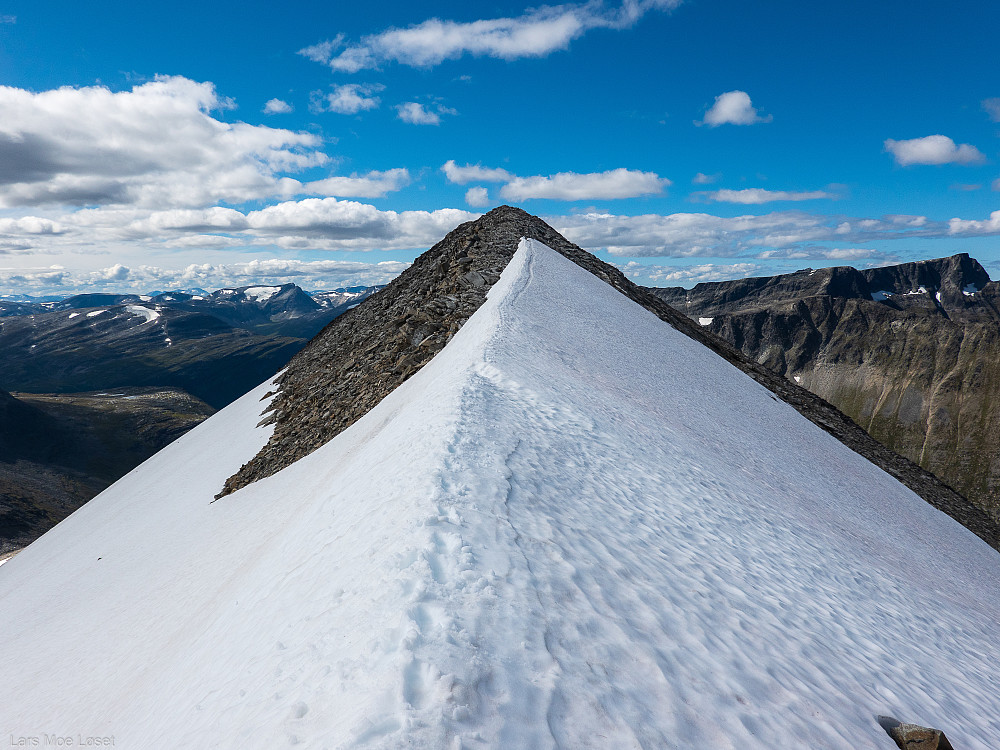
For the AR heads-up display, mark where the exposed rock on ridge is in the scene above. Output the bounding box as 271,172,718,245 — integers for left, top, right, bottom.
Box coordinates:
217,208,1000,553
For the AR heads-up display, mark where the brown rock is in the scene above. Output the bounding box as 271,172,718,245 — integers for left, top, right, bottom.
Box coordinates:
887,722,955,750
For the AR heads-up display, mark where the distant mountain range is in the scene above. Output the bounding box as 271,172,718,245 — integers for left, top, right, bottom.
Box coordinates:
647,252,1000,521
0,283,380,408
0,283,379,553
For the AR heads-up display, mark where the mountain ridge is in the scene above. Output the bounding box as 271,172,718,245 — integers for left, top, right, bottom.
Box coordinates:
217,207,1000,552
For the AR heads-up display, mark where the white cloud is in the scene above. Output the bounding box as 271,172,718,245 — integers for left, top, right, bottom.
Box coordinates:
699,91,771,127
304,168,411,198
500,168,670,201
696,188,836,204
0,77,329,208
395,102,456,125
692,172,719,185
0,15,15,24
884,135,985,166
441,160,513,184
465,187,490,207
263,98,293,114
0,216,63,234
983,98,1000,122
302,1,681,72
948,210,1000,236
311,83,383,115
993,177,1000,191
619,261,763,285
298,36,344,64
755,247,890,261
548,210,969,257
0,257,413,295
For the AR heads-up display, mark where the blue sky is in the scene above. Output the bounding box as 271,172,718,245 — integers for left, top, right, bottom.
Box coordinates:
1,0,999,294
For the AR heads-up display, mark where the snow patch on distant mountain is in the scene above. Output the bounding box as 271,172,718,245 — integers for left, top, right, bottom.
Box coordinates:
125,305,160,323
243,286,281,303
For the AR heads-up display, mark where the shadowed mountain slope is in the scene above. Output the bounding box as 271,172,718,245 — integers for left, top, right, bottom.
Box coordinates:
0,388,213,555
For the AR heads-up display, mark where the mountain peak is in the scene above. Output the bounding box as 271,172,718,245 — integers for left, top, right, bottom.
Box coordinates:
218,210,999,554
218,206,638,496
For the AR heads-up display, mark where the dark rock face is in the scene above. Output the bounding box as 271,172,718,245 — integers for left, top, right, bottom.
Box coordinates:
647,253,1000,523
0,387,214,555
217,208,1000,556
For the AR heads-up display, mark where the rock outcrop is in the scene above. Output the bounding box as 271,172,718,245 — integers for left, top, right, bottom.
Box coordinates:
216,208,1000,555
647,254,1000,523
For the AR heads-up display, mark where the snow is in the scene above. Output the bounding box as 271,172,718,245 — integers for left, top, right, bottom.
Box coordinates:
963,283,979,296
904,286,928,295
125,305,161,323
1,239,999,748
85,309,107,317
698,316,714,326
871,290,893,301
935,291,942,303
244,286,281,303
139,295,152,302
67,312,81,319
793,375,802,383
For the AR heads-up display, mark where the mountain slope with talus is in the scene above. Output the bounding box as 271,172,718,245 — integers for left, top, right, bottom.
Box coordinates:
1,236,999,747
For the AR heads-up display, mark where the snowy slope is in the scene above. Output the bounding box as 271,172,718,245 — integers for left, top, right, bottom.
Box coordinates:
2,239,999,748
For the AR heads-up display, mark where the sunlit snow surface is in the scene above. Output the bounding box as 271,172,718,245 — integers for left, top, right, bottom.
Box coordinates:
2,239,1000,748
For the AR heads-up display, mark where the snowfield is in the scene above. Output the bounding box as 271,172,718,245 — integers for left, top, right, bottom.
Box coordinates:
1,239,999,748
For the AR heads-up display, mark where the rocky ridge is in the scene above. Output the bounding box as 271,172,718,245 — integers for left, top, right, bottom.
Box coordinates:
217,207,1000,553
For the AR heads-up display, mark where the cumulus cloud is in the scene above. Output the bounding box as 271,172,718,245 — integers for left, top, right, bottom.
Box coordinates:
0,77,329,208
0,257,414,295
983,98,1000,122
695,188,836,204
699,91,771,127
465,187,490,207
304,168,411,198
619,260,763,285
441,160,513,184
500,168,670,201
395,101,456,125
311,83,384,114
692,172,719,185
755,247,891,261
884,135,985,166
548,209,994,258
948,210,1000,236
301,1,682,72
263,98,293,114
0,216,64,234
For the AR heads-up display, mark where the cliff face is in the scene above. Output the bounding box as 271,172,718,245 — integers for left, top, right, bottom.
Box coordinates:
648,254,1000,520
